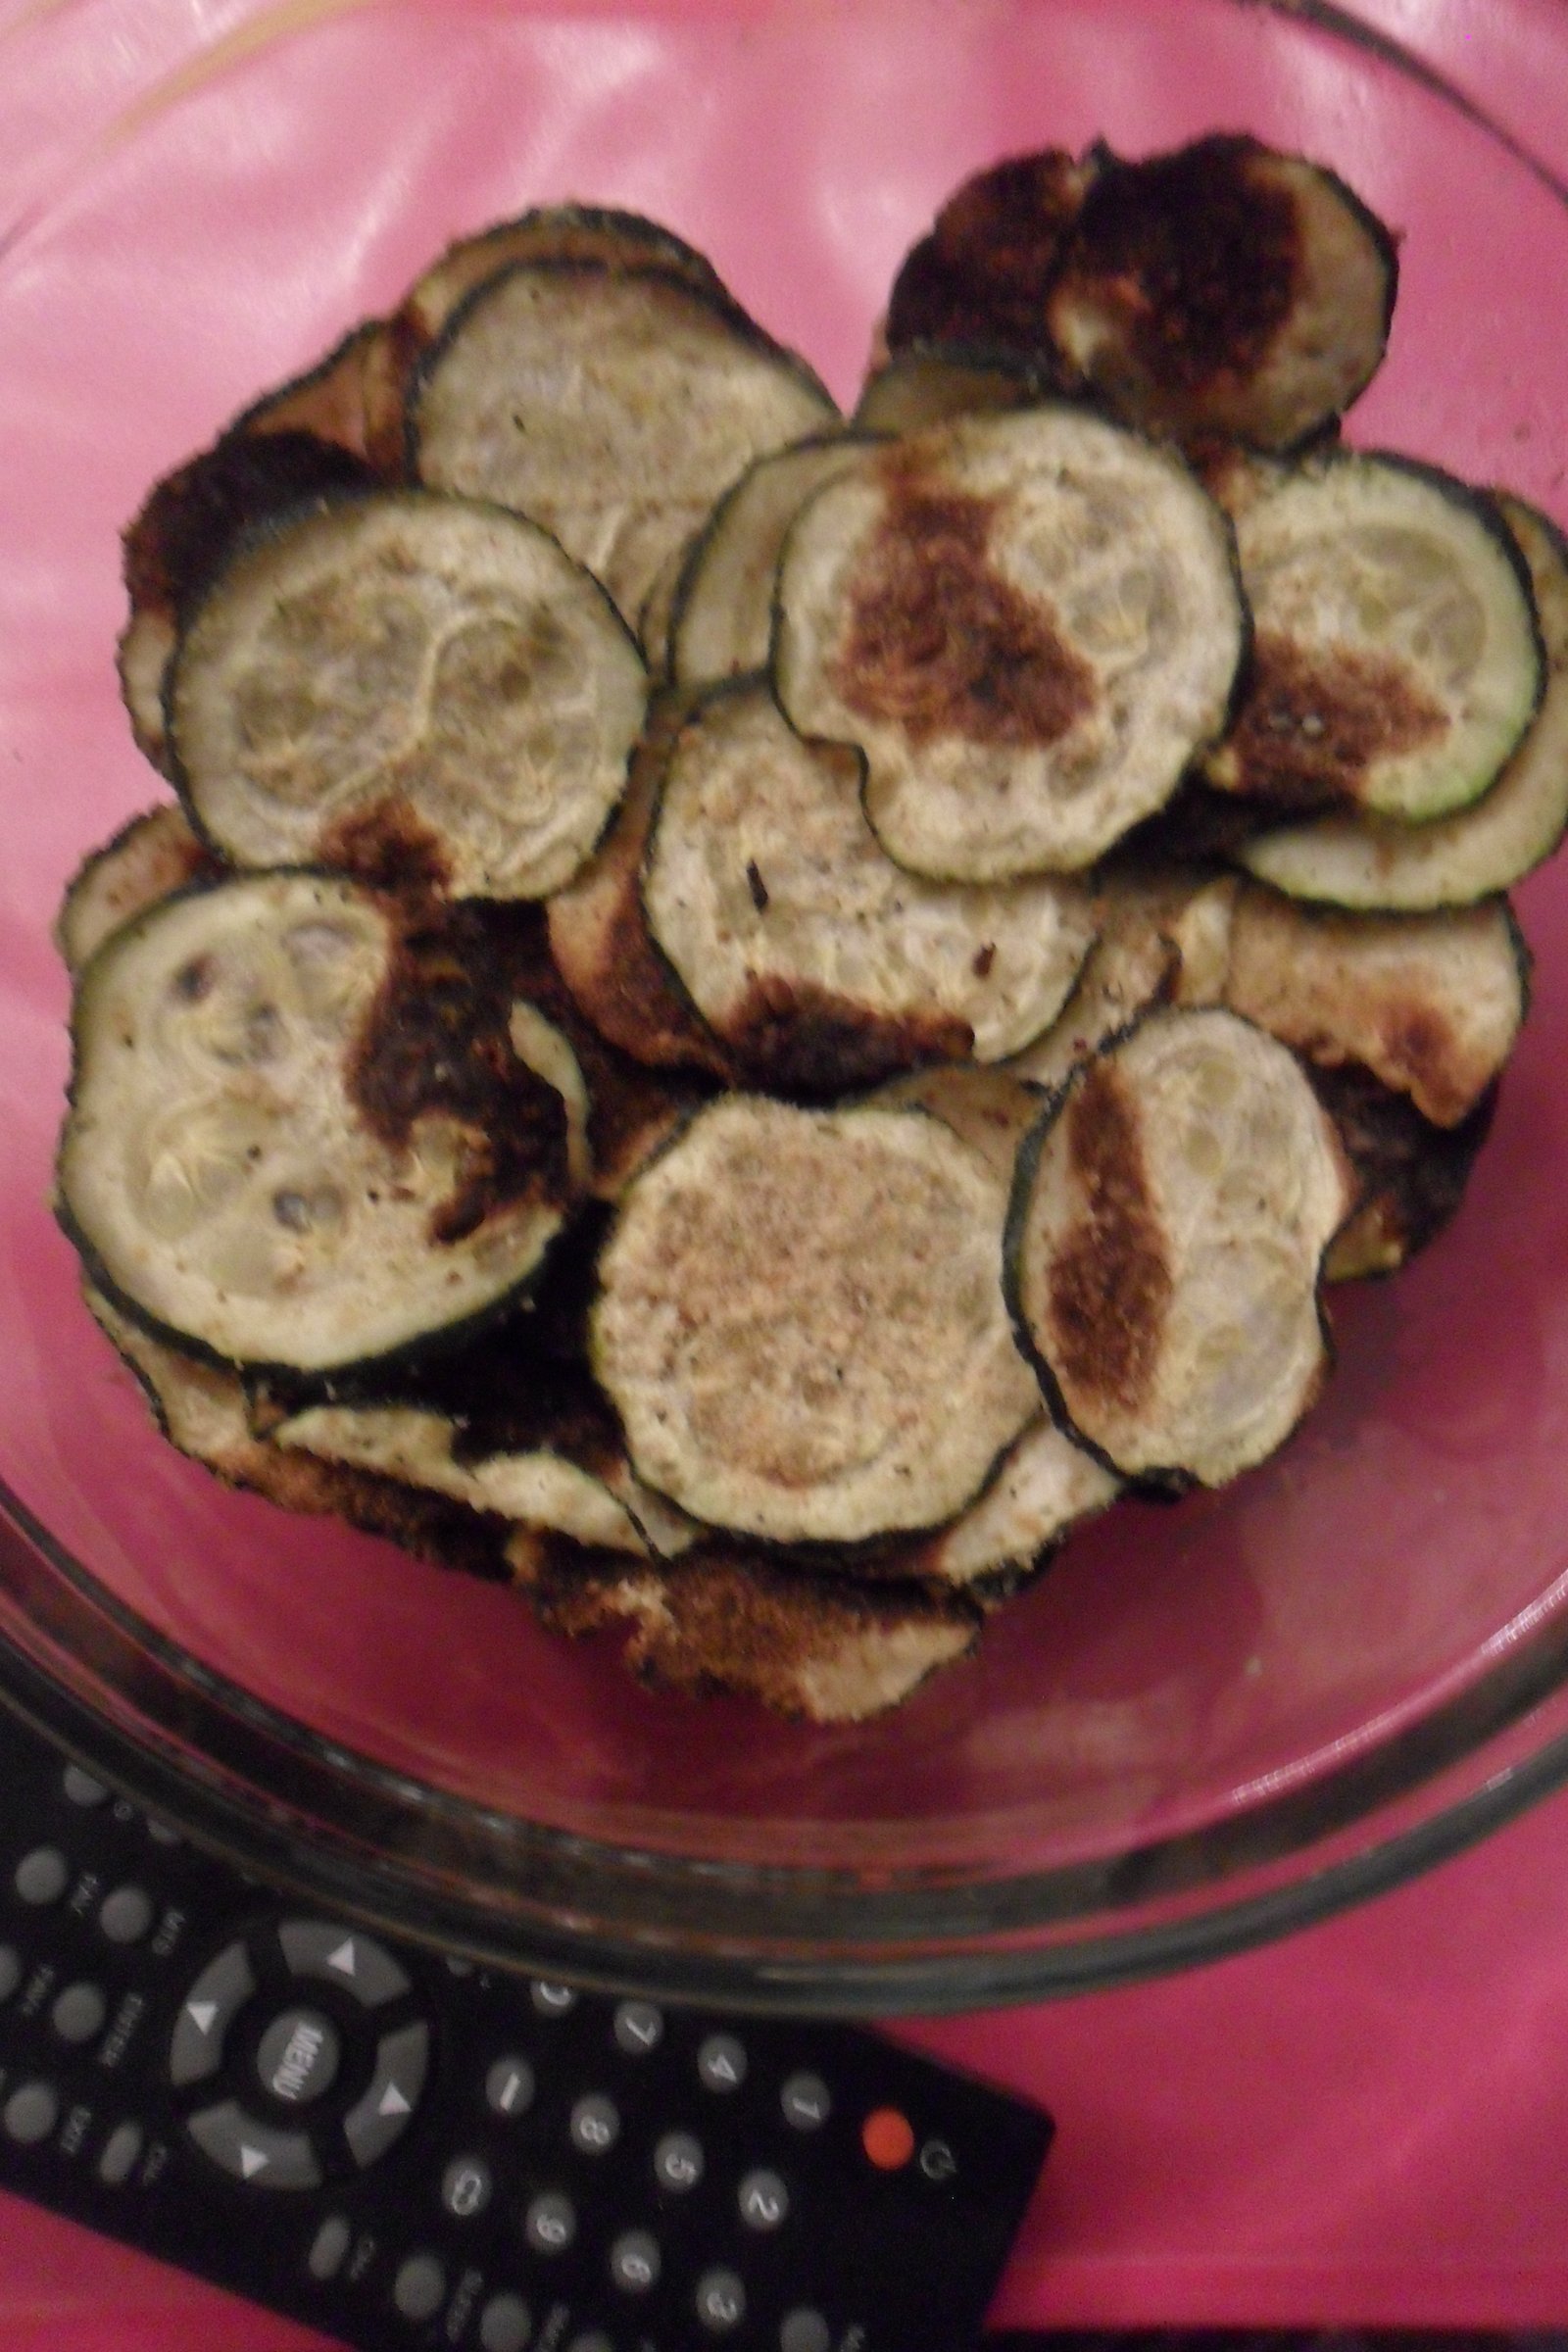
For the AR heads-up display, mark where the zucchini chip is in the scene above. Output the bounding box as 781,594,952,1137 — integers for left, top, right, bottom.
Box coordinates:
854,346,1044,437
1240,497,1568,907
669,435,869,687
1206,454,1542,823
882,148,1094,368
410,260,836,626
643,684,1097,1085
873,1063,1043,1182
1221,886,1526,1126
59,875,582,1375
774,411,1244,880
55,805,220,979
1007,1007,1354,1488
168,491,647,902
592,1096,1039,1543
1315,1066,1498,1282
1044,137,1396,451
893,1414,1120,1589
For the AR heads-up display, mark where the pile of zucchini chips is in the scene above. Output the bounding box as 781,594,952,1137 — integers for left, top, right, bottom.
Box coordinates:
56,136,1556,1719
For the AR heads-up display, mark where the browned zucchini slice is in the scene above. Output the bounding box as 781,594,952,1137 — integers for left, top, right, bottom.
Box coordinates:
882,149,1095,367
642,683,1096,1086
854,346,1043,436
1007,1007,1354,1487
229,319,394,462
1044,137,1396,451
59,874,581,1375
1240,496,1568,906
669,435,868,687
409,260,836,626
872,1063,1044,1183
1205,454,1542,822
592,1096,1039,1543
774,411,1244,879
168,490,647,901
55,805,220,978
892,1414,1120,1588
1315,1065,1498,1281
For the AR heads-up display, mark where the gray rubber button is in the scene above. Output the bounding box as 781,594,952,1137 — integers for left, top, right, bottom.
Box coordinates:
653,2129,704,2191
738,2167,790,2230
529,1979,577,2015
100,1885,154,1944
15,1846,69,1906
187,2100,321,2188
343,2021,429,2167
523,2189,575,2253
391,2251,446,2322
477,2293,533,2352
307,2213,352,2280
780,2312,833,2352
610,2228,661,2293
697,2032,747,2092
278,1921,409,2008
695,2267,747,2331
98,2121,145,2185
0,1945,21,2004
257,2006,342,2107
63,1765,108,1807
484,2055,535,2117
4,2081,59,2144
565,2334,613,2352
441,2152,493,2219
51,1981,108,2045
147,1819,182,1846
171,1940,257,2085
781,2071,832,2131
612,1998,663,2055
569,2092,619,2154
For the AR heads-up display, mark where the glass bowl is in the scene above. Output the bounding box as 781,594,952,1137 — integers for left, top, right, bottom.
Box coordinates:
3,0,1568,2015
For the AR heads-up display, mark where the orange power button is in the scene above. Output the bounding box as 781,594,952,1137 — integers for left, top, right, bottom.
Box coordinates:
860,2106,916,2170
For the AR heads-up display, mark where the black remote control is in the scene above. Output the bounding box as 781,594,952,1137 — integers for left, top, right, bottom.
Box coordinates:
0,1693,1052,2352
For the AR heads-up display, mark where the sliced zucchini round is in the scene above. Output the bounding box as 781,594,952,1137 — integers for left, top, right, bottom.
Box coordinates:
55,805,220,979
410,260,836,626
1239,496,1568,907
883,148,1094,366
59,873,579,1375
642,683,1097,1084
168,490,647,902
592,1095,1039,1544
1006,1006,1354,1488
669,435,869,687
1206,453,1542,822
854,345,1044,437
1005,866,1228,1094
871,1063,1044,1183
894,1414,1120,1588
774,409,1245,880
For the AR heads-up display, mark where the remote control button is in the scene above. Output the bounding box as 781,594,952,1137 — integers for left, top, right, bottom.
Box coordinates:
484,2055,535,2118
3,2081,59,2145
188,2102,321,2188
171,1940,257,2086
861,2106,916,2171
0,1944,21,2004
569,2092,619,2155
14,1846,69,1906
780,2311,833,2352
62,1765,108,1807
307,2213,353,2280
565,2333,612,2352
478,2293,533,2352
610,2228,661,2294
99,1885,154,1944
442,2153,494,2219
781,2072,832,2131
529,1979,577,2016
695,2268,747,2332
147,1819,182,1847
256,2006,342,2107
523,2189,575,2254
278,1921,411,2008
653,2130,704,2191
697,2032,747,2092
391,2251,446,2322
343,2020,429,2167
738,2167,790,2230
51,1981,108,2045
612,1998,663,2055
97,2120,145,2186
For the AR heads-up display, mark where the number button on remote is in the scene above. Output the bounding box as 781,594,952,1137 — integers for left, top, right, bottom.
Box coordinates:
530,1979,577,2016
569,2092,619,2155
739,2167,790,2230
612,1998,662,2054
484,2055,535,2117
698,2032,747,2091
523,2189,575,2254
782,2071,832,2131
696,2267,746,2332
441,2154,493,2219
610,2227,661,2293
653,2129,704,2191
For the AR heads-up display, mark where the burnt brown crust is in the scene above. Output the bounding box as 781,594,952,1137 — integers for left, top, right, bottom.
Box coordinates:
1314,1062,1499,1280
884,148,1093,366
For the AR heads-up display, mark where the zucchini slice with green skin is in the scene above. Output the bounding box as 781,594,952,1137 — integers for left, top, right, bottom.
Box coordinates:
1239,496,1568,907
773,410,1245,880
55,805,220,979
854,345,1045,437
592,1095,1040,1544
669,435,870,688
1221,885,1527,1127
1205,453,1543,823
168,489,647,902
642,682,1097,1085
1315,1065,1499,1282
409,259,837,628
1006,1006,1354,1489
59,873,580,1377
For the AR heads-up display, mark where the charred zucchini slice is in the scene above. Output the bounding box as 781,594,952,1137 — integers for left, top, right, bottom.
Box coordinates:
642,683,1096,1085
1240,497,1568,907
55,805,220,978
58,874,581,1375
1315,1065,1498,1281
774,411,1244,879
1206,454,1542,822
669,435,869,687
410,260,836,626
1007,1006,1353,1488
168,490,647,902
592,1095,1039,1543
882,148,1094,368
